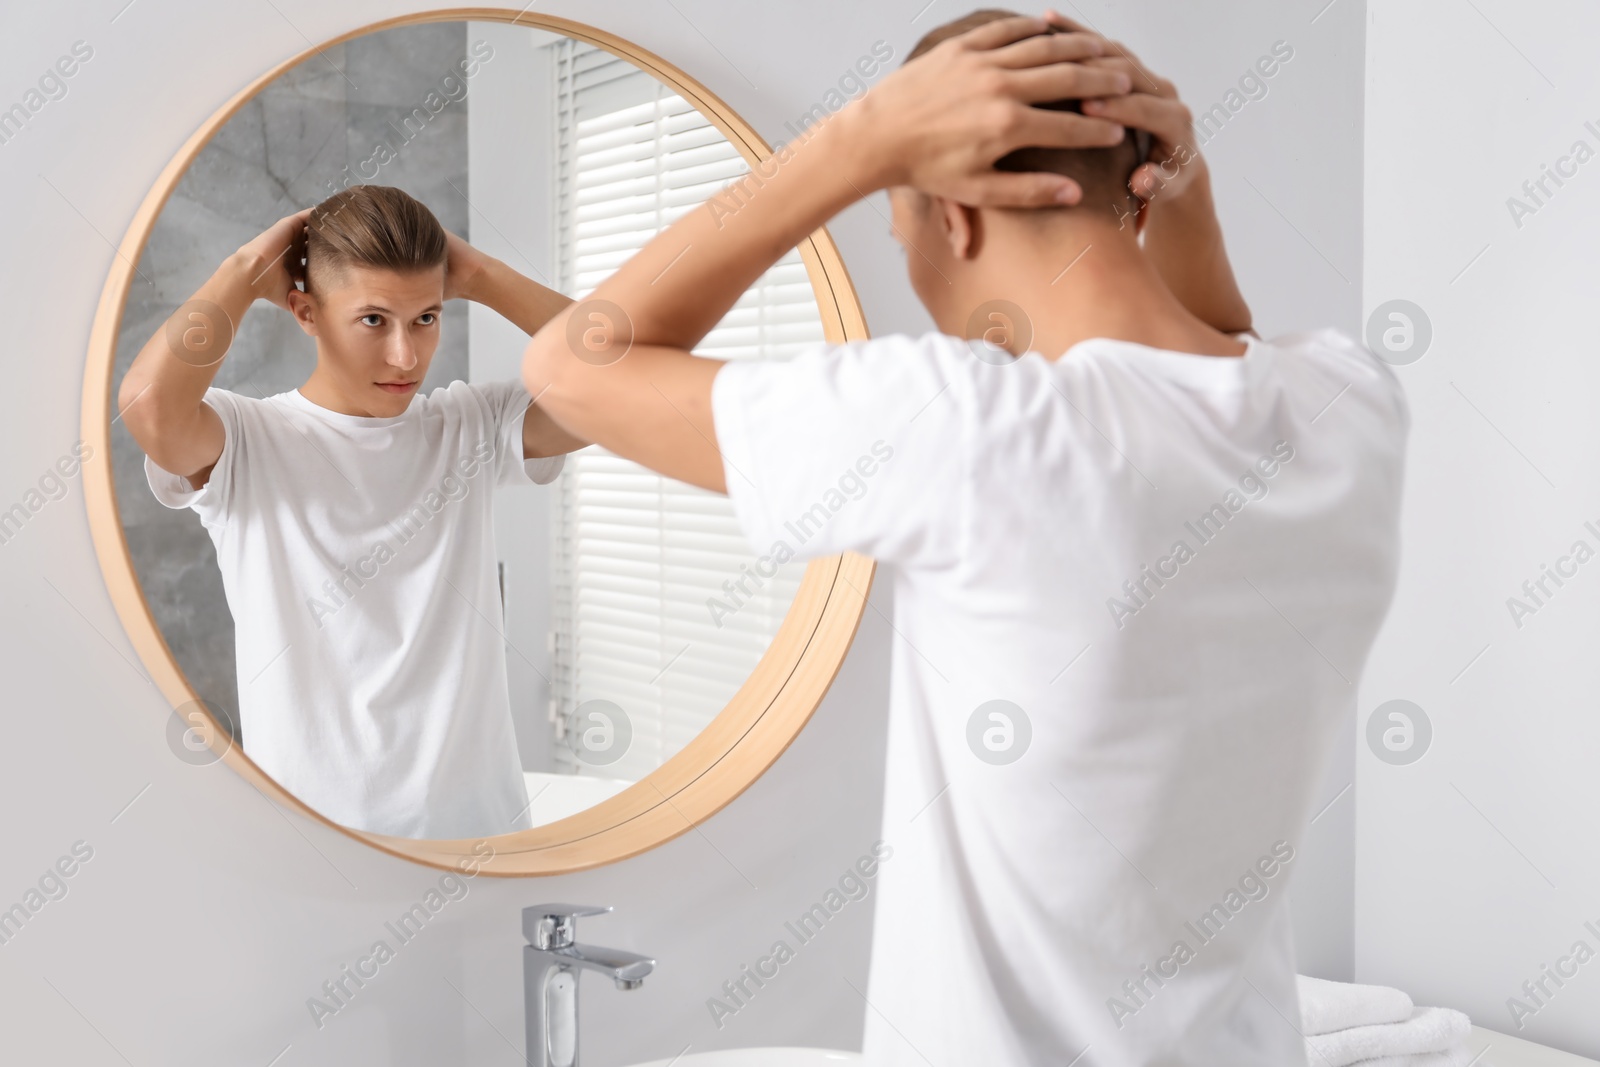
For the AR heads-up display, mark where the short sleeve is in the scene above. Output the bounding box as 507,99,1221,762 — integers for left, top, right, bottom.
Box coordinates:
476,379,566,487
142,387,242,529
710,334,968,569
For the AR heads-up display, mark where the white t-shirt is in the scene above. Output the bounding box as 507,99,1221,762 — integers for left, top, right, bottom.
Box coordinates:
145,379,564,840
710,328,1408,1066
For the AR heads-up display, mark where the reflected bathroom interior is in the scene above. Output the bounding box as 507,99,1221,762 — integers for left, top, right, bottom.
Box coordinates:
110,21,818,830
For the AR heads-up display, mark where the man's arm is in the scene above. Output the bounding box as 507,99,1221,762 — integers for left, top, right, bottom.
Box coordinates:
118,210,309,489
519,15,1131,493
443,235,589,461
1048,10,1253,334
519,391,589,460
1134,165,1255,336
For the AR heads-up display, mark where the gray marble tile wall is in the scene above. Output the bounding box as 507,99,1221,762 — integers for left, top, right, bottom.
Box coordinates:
110,23,473,741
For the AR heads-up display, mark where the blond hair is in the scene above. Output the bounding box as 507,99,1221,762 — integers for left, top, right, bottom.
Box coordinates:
303,184,447,291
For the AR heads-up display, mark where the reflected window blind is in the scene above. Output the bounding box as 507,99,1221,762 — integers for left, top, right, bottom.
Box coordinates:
548,39,822,780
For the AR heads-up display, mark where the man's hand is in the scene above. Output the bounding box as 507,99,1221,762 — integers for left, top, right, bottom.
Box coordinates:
843,14,1132,207
237,209,309,309
1044,10,1207,204
443,229,494,303
1041,10,1250,334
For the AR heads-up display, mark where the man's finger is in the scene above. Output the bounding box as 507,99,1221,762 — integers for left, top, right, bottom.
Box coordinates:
1001,105,1128,152
952,14,1052,52
1005,63,1132,104
958,170,1084,209
1042,10,1091,34
1129,162,1165,200
988,29,1108,68
1082,57,1174,99
1080,92,1189,144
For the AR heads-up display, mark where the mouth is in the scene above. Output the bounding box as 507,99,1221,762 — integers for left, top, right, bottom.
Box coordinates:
376,380,418,394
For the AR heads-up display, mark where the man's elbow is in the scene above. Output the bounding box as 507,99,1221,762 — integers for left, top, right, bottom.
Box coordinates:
520,315,568,402
1217,296,1254,338
116,374,147,426
117,374,164,446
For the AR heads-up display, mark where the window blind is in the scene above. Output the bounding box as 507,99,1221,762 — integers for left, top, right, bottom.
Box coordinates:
548,39,823,781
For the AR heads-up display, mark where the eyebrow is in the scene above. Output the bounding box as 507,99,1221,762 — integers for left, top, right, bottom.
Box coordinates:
354,304,443,315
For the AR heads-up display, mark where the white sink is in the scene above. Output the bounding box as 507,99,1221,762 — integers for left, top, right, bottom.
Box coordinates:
522,770,633,825
627,1049,859,1067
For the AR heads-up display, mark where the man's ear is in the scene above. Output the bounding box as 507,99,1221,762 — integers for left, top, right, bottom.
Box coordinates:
286,288,319,337
935,196,982,260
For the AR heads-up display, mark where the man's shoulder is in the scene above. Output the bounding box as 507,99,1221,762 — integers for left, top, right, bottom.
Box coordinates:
193,384,272,422
1252,328,1411,452
392,379,529,432
423,378,527,410
1263,327,1408,404
198,384,308,410
711,334,976,453
1260,326,1390,375
198,385,247,405
724,332,983,414
757,331,980,387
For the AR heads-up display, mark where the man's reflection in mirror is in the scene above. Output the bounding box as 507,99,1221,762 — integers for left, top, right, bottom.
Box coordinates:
120,185,585,838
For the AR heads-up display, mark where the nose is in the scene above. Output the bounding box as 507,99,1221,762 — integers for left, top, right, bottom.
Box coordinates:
386,332,419,374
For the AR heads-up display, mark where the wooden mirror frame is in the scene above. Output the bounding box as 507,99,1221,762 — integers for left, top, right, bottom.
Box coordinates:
81,7,875,876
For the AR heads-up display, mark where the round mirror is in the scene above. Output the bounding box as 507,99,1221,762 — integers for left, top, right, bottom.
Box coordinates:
83,10,873,874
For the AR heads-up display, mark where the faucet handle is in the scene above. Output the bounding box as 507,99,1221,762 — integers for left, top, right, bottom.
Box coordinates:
523,903,613,949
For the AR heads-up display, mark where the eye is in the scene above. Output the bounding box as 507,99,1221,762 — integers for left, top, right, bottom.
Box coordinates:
417,312,437,326
360,313,383,327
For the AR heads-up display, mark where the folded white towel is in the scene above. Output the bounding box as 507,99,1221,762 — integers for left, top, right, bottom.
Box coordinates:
1298,974,1416,1036
1343,1044,1476,1067
1305,1006,1473,1067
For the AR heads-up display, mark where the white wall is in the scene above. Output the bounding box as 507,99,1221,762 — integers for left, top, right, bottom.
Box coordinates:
1361,0,1600,1057
0,1,1363,1063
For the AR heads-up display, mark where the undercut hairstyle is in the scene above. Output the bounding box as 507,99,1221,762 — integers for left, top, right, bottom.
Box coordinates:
303,184,447,293
904,9,1146,217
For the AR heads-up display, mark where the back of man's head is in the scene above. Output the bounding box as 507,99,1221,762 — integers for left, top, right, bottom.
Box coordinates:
905,9,1143,219
304,184,446,294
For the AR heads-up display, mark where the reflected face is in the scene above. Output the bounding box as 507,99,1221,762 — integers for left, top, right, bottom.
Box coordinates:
288,264,445,415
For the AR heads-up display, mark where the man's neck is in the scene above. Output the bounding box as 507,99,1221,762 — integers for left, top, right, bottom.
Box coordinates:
299,371,353,415
298,368,400,418
965,218,1248,361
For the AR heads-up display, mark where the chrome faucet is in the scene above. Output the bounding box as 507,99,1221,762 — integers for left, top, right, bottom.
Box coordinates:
523,904,655,1067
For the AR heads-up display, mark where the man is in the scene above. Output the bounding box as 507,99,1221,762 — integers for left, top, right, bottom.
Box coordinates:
520,11,1407,1065
120,184,586,840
